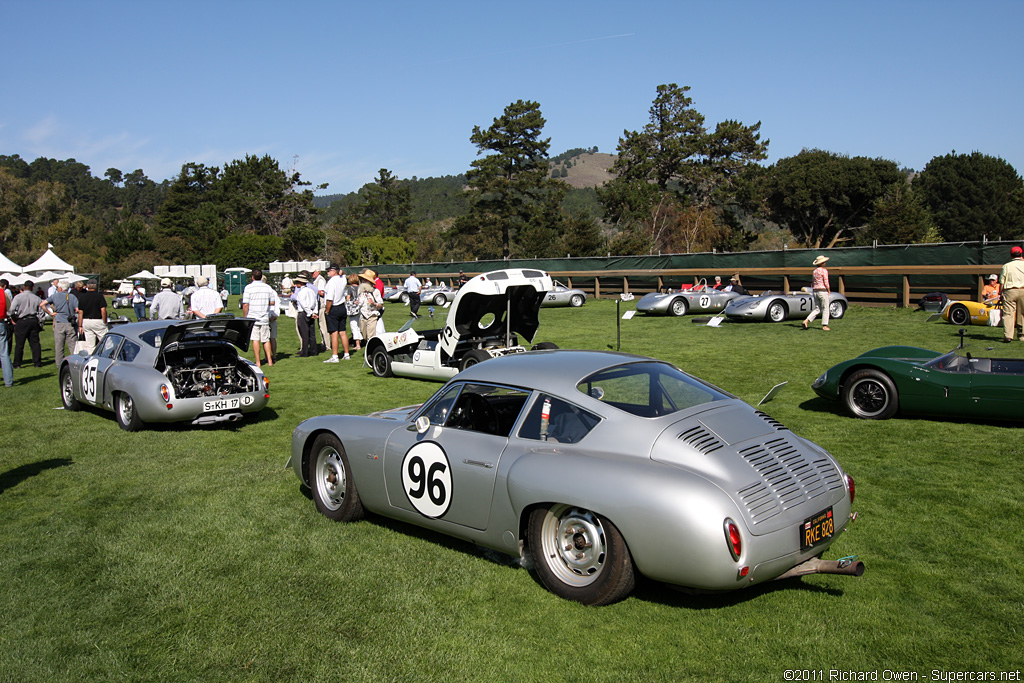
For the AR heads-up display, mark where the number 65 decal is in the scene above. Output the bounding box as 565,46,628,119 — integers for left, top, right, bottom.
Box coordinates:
401,442,453,518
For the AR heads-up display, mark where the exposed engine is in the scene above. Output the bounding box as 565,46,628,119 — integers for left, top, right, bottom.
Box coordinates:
163,346,259,399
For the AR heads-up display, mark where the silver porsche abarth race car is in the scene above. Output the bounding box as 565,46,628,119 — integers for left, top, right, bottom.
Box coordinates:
723,290,849,322
366,268,558,381
60,317,270,431
386,283,457,306
635,283,744,316
289,349,862,605
541,280,587,308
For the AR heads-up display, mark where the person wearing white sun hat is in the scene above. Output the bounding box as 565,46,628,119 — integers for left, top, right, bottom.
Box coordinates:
803,255,832,331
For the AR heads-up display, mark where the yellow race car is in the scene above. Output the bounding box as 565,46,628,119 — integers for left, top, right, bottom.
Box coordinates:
941,298,1001,326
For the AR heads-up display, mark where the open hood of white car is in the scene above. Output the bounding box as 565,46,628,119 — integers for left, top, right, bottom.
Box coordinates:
440,269,552,357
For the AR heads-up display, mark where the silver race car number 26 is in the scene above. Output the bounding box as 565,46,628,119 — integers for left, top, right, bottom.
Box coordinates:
402,442,452,518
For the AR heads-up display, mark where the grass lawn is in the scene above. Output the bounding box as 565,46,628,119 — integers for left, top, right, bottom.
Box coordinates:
1,298,1022,682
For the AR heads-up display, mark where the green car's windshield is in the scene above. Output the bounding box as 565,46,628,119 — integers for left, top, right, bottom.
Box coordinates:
576,361,731,418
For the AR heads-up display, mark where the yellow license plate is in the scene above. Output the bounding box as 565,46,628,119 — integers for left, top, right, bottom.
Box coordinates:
801,507,835,550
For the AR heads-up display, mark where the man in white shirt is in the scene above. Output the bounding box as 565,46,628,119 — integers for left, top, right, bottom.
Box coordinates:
294,274,319,357
189,276,223,319
322,264,351,362
242,269,278,368
404,270,423,318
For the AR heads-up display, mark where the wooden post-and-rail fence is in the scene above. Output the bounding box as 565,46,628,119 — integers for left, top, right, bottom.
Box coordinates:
378,264,1005,309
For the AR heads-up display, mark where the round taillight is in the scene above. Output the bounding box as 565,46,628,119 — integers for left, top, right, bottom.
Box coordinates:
846,473,856,504
724,519,742,561
159,384,170,402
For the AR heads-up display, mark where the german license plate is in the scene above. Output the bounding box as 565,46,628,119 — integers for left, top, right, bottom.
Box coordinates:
203,397,240,412
800,507,835,550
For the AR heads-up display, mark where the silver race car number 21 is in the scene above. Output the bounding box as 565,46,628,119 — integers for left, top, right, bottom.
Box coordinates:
402,442,452,518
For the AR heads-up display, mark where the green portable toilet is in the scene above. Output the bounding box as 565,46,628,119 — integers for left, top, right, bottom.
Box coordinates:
224,269,249,295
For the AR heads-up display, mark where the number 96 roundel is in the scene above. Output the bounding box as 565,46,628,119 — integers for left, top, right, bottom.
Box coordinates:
401,442,453,518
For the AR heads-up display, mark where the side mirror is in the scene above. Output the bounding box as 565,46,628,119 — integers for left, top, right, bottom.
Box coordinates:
415,415,431,434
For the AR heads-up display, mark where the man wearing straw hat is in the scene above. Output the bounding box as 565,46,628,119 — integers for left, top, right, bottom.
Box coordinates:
803,255,832,331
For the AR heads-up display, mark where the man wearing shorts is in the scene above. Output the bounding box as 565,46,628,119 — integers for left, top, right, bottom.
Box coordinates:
322,264,350,362
242,268,278,368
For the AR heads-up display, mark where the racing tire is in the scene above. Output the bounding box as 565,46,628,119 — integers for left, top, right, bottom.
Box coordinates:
531,341,559,351
948,304,969,326
569,294,585,308
60,367,80,411
766,301,788,323
400,292,410,305
371,348,394,378
669,298,688,317
459,349,491,372
308,433,364,522
842,369,899,420
829,300,847,320
527,504,635,606
114,392,144,432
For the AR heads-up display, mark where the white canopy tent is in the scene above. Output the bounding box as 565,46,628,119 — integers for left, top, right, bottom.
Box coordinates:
126,269,160,280
22,247,75,277
0,251,21,273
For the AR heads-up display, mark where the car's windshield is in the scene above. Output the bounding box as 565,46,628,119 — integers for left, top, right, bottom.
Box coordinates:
924,350,960,371
397,306,448,333
577,361,731,418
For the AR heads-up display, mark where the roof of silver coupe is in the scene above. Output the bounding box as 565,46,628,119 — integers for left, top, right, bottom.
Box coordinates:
454,349,660,394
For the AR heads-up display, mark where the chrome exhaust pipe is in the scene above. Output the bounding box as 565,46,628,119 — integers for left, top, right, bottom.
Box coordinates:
774,556,865,581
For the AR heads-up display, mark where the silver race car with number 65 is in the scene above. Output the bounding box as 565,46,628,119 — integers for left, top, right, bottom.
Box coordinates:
289,350,862,605
60,317,270,431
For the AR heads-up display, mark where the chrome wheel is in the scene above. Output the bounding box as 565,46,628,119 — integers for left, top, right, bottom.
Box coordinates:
115,392,143,431
767,301,787,322
538,505,608,587
669,298,687,316
527,504,635,605
61,368,80,411
308,433,364,521
314,446,347,512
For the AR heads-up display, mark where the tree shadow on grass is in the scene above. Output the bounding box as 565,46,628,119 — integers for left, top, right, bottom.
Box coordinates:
0,457,72,496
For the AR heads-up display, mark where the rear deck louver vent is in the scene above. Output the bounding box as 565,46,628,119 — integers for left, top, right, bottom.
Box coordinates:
736,436,845,525
677,425,725,455
753,410,788,431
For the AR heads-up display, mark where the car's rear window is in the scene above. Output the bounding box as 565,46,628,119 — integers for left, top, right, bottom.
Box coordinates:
576,361,730,418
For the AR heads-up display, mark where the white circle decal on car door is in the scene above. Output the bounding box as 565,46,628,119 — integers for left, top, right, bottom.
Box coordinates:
401,442,453,518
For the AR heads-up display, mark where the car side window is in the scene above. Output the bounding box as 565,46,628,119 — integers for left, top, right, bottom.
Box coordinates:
420,384,462,426
97,335,123,360
519,394,600,444
118,340,141,363
578,361,728,418
445,383,529,437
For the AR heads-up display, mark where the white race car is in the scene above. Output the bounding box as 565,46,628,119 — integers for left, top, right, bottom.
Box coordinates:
366,269,557,381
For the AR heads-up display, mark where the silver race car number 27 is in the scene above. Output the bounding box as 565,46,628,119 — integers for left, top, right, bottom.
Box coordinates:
402,442,452,518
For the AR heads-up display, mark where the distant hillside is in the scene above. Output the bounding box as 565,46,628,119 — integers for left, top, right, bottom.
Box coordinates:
312,150,615,222
548,150,617,189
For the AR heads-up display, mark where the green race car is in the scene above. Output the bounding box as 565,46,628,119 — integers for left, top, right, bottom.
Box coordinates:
812,344,1024,421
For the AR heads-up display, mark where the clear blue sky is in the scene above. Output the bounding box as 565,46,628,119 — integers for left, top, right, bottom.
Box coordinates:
2,0,1021,196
